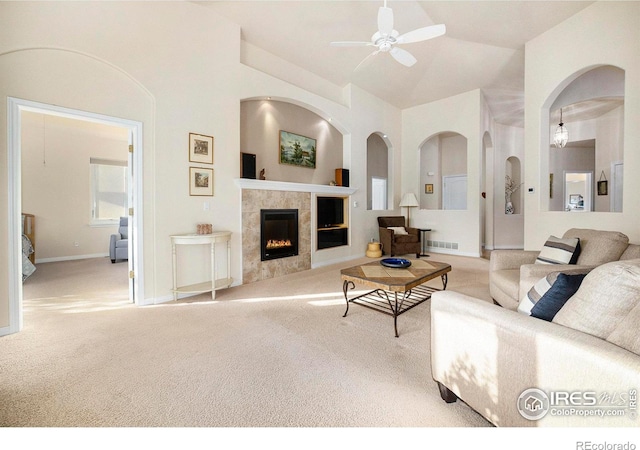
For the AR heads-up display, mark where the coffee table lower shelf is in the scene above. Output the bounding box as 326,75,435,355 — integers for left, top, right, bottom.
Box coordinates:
342,278,446,337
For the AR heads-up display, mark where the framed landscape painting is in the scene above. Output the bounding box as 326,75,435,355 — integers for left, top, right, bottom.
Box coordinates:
189,132,214,164
279,130,316,169
189,167,214,196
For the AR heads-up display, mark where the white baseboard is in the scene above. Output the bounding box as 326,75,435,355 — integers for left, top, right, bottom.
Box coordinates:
151,291,229,305
424,248,482,258
36,253,110,264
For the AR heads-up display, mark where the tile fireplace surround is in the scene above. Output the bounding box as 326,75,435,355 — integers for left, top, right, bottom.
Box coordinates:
236,179,356,284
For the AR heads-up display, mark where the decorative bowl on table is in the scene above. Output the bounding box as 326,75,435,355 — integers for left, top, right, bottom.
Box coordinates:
380,258,411,269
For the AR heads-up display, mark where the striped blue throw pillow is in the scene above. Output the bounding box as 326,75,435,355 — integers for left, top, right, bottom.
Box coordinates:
535,236,580,265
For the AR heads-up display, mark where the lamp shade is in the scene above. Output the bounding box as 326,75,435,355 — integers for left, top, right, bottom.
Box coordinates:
399,193,419,208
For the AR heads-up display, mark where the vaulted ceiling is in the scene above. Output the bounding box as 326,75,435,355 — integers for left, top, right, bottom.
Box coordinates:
201,1,595,127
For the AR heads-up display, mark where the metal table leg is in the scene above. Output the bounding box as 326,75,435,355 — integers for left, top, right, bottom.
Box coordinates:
342,280,355,317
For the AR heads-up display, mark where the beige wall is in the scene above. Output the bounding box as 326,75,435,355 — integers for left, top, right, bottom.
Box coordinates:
240,100,343,185
21,112,129,261
524,1,640,248
402,90,483,257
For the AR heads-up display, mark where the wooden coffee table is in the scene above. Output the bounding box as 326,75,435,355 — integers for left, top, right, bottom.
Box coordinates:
341,259,451,337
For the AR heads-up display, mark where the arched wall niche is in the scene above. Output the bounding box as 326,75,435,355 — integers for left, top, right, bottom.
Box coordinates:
505,156,522,214
240,97,345,185
366,132,391,210
419,131,468,210
543,65,625,212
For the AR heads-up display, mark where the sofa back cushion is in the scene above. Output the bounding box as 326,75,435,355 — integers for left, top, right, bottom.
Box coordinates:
553,259,640,355
620,244,640,261
562,228,628,266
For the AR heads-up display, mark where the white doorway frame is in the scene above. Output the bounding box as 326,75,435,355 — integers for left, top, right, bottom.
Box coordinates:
562,170,593,212
6,97,144,335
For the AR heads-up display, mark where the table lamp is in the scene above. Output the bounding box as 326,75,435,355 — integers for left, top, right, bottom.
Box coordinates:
399,193,419,227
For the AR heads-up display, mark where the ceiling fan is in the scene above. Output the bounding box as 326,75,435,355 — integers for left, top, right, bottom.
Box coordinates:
330,0,446,68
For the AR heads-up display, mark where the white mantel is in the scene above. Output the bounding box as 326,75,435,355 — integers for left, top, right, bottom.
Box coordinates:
234,178,357,195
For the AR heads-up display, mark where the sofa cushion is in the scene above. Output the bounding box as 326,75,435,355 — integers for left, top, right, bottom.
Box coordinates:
493,269,520,305
562,228,629,266
530,273,587,321
553,259,640,355
395,234,419,244
535,236,580,265
620,244,640,261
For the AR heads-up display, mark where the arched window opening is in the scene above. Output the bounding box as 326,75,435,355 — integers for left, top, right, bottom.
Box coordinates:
548,65,624,212
367,133,390,210
419,132,467,210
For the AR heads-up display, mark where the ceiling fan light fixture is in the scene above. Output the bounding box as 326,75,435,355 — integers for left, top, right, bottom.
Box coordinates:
553,108,568,148
330,1,445,69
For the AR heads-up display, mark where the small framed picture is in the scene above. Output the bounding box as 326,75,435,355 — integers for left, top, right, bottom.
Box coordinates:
189,167,214,196
425,184,434,194
597,180,608,196
189,133,214,165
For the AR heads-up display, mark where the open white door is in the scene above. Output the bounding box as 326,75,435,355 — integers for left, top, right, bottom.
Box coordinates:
127,131,135,303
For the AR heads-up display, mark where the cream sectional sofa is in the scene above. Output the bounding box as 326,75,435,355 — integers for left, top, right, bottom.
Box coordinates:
431,259,640,427
490,228,640,310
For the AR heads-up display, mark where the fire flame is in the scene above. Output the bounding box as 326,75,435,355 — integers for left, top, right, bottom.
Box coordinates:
266,239,292,250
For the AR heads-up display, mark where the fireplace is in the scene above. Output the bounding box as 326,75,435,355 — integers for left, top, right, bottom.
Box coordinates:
261,209,299,261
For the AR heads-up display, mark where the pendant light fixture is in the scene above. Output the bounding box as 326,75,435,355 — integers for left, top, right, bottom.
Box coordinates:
553,108,569,148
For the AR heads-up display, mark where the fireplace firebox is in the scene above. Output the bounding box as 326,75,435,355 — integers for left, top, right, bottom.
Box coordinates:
261,209,299,261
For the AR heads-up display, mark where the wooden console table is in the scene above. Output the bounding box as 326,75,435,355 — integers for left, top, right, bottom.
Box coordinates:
170,231,232,301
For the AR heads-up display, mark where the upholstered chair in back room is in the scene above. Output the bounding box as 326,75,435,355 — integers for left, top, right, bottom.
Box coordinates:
109,216,129,263
377,216,421,258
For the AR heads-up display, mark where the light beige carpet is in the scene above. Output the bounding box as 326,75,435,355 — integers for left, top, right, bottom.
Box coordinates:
1,254,492,427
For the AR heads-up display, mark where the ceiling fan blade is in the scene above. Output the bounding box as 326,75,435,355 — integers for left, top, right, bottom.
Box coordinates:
354,50,380,72
397,24,446,44
330,41,373,47
377,6,394,36
389,47,417,67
